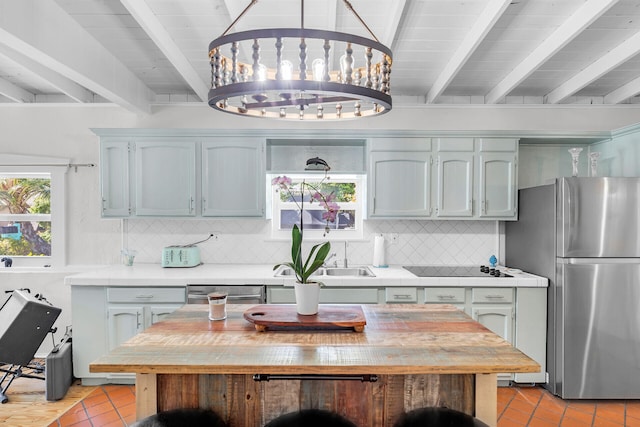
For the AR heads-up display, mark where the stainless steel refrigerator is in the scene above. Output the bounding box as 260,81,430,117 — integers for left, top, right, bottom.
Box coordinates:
505,177,640,399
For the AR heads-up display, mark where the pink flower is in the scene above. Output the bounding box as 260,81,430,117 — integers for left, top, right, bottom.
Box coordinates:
321,201,340,223
271,176,292,190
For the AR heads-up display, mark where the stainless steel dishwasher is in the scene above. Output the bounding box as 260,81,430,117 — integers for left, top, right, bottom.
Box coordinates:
186,285,266,305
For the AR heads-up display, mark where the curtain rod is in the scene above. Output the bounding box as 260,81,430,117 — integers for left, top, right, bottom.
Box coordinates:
0,163,95,172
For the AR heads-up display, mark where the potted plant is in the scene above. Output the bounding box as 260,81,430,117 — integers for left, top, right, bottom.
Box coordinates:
272,174,340,315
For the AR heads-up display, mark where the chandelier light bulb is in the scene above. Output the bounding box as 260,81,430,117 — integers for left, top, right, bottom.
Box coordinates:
280,60,293,80
256,64,268,81
312,59,325,82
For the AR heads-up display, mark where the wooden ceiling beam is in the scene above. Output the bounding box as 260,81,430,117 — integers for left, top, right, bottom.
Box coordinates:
426,0,511,104
0,45,93,103
119,0,209,102
0,0,154,113
485,0,619,105
546,31,640,104
604,75,640,104
0,76,34,102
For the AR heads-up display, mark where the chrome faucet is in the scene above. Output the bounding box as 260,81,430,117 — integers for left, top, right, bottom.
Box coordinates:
323,252,337,267
343,241,348,268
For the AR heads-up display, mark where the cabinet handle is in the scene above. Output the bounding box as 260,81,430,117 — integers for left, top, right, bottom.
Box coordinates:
135,294,154,299
136,312,142,329
484,294,505,299
437,295,456,300
190,197,195,213
393,294,413,300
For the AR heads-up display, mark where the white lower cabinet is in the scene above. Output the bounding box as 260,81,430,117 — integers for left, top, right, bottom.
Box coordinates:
424,286,546,384
71,285,186,385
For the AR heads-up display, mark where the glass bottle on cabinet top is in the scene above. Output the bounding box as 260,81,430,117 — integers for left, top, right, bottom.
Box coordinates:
590,152,600,177
568,147,583,177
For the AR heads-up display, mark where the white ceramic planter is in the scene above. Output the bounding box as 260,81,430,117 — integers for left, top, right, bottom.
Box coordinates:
293,282,321,315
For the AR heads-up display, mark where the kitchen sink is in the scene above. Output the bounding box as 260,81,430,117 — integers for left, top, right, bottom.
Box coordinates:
324,267,375,277
274,266,375,277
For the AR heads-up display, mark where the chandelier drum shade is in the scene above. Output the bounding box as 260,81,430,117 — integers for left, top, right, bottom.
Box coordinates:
208,0,392,120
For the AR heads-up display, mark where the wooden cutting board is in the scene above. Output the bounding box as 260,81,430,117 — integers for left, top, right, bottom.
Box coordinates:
243,304,366,332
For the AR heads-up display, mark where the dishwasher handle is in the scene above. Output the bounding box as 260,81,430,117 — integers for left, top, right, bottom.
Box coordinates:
187,291,265,304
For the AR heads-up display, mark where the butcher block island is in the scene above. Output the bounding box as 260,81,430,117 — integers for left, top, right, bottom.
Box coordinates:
89,304,539,427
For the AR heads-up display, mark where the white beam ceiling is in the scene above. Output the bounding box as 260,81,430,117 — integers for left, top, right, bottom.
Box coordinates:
546,31,640,104
484,0,619,105
0,0,154,113
0,45,94,103
604,76,640,104
426,0,511,104
0,76,34,102
119,0,209,103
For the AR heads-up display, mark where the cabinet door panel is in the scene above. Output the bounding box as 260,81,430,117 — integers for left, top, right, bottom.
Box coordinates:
135,141,196,216
149,304,183,325
369,152,431,217
100,142,131,217
473,306,513,342
436,153,473,217
202,139,265,217
107,306,143,351
479,152,517,218
473,306,514,380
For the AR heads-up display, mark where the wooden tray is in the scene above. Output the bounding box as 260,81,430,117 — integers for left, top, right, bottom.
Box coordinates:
243,304,366,332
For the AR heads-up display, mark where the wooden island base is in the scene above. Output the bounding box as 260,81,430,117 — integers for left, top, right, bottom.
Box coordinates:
137,372,497,427
91,305,537,427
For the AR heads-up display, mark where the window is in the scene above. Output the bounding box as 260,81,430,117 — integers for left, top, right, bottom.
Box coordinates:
0,174,51,257
0,155,68,267
270,174,365,240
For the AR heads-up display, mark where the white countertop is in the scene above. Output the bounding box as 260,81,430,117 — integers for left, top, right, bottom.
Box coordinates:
64,264,548,288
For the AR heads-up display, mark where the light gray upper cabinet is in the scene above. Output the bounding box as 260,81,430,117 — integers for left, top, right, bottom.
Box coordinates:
201,139,265,217
478,138,517,218
369,137,518,220
135,141,196,216
435,138,474,218
99,137,265,219
368,138,432,218
100,141,131,217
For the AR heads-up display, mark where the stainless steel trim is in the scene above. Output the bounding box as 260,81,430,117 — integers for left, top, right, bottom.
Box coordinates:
186,284,266,304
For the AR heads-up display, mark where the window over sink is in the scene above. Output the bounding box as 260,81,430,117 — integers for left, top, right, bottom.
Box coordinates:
268,174,365,241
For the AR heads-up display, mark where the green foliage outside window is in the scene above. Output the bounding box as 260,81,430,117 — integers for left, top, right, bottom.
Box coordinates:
0,177,51,256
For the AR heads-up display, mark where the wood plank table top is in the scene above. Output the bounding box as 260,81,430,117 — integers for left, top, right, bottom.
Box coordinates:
90,304,539,376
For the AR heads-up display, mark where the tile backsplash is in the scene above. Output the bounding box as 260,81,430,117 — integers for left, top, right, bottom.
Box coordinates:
125,219,499,266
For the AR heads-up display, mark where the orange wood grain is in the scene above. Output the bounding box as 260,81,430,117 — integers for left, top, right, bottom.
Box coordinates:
90,304,539,376
243,304,366,332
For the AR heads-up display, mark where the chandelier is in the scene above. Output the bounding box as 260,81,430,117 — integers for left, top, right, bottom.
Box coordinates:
208,0,392,120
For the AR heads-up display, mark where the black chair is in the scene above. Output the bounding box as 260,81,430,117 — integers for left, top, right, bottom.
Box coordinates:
130,408,227,427
265,409,358,427
393,407,489,427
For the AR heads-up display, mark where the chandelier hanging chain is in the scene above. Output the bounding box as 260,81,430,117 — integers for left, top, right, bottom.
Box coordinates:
221,0,258,37
342,0,379,43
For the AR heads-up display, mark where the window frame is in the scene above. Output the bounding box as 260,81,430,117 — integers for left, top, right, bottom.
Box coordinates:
0,155,68,268
269,173,365,241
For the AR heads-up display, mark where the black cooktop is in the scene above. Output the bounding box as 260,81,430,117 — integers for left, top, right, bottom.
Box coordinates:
403,265,512,278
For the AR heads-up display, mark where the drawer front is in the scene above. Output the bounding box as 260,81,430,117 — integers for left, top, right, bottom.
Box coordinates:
268,288,379,304
107,287,186,303
424,287,466,303
471,287,513,303
385,287,417,303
